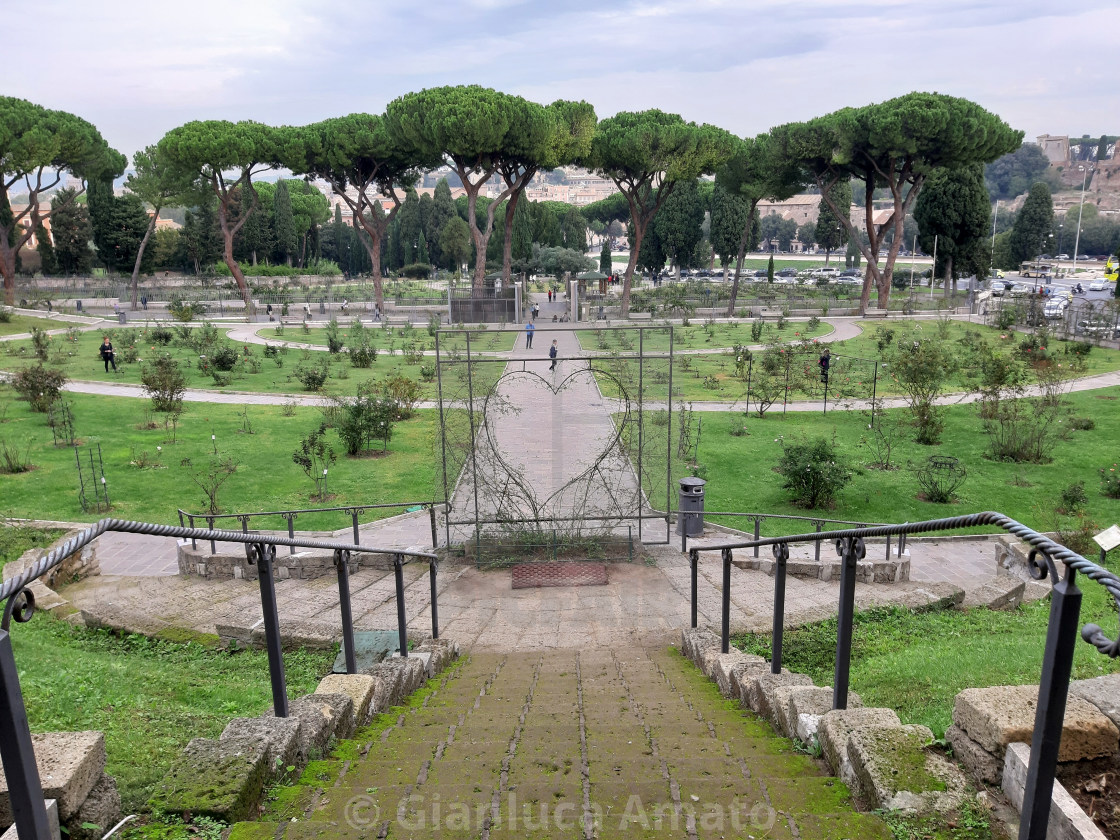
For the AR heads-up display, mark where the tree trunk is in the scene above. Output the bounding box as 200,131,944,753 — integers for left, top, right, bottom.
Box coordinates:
358,230,385,311
0,247,16,306
130,211,159,310
620,225,644,318
223,239,253,317
501,191,519,286
725,208,755,317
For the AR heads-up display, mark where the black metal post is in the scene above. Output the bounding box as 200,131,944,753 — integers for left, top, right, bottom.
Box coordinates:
465,332,481,561
744,356,752,418
1020,566,1082,840
753,518,761,558
429,561,439,640
286,513,296,555
393,554,408,658
188,514,197,550
0,631,53,840
251,543,288,717
637,328,644,542
884,534,891,561
207,516,216,555
870,361,879,427
667,326,674,535
689,549,698,629
434,331,452,549
832,537,862,710
772,545,788,674
721,548,732,654
429,505,438,549
814,522,822,562
351,510,360,546
334,550,357,675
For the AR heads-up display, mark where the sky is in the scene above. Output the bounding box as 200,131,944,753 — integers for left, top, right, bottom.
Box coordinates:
8,0,1119,161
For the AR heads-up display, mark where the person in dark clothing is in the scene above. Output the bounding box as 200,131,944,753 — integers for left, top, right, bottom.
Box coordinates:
100,337,117,372
818,347,831,383
525,321,535,348
549,340,558,372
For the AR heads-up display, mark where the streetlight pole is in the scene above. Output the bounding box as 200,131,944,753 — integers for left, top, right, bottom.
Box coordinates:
930,234,937,300
1071,164,1092,275
1058,223,1064,259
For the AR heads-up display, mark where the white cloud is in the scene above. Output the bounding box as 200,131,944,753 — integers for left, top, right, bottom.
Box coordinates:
4,0,1117,157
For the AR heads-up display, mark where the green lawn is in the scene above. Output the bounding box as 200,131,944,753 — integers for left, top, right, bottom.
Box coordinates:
0,390,440,528
0,525,335,813
690,387,1120,532
596,317,1120,403
0,312,60,337
575,318,833,353
0,325,504,400
267,323,517,353
733,597,1120,740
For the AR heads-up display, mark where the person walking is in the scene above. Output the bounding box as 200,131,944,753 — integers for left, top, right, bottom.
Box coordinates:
548,289,553,303
818,347,831,383
374,304,382,322
303,302,311,320
532,303,539,321
525,320,535,349
549,339,558,372
99,336,117,372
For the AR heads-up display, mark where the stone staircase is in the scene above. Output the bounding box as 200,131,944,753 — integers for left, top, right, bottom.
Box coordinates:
228,646,891,839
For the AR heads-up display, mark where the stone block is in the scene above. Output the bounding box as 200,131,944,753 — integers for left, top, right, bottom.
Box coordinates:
893,582,965,612
366,661,405,708
367,674,394,716
1070,674,1120,736
680,628,721,667
220,716,301,775
953,685,1118,762
1002,742,1108,840
847,724,969,813
944,724,1002,786
285,695,355,763
61,773,120,840
701,645,737,681
962,578,1025,611
728,660,774,705
0,799,58,840
0,732,105,823
711,652,763,698
316,675,376,727
742,672,814,720
786,687,862,744
818,707,900,779
148,737,269,823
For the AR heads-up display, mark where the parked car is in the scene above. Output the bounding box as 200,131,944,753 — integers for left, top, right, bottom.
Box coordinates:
752,268,768,278
814,267,840,279
1043,301,1067,319
1007,283,1032,297
776,268,798,277
1076,316,1117,337
989,269,1005,279
836,277,863,287
1056,254,1070,260
839,269,862,278
1078,255,1091,261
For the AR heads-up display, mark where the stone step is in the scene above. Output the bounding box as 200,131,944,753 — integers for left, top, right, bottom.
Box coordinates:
226,646,891,839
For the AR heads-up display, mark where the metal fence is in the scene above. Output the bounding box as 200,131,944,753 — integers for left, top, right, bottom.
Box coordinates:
687,511,1120,840
0,518,438,840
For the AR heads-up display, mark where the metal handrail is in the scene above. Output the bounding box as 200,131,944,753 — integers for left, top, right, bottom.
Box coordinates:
687,510,1120,840
0,517,440,840
175,500,442,554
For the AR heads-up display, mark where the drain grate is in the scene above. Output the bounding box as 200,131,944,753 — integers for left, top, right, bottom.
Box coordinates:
511,561,609,589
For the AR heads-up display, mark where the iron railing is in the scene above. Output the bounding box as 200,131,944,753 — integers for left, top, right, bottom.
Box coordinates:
0,518,439,840
687,511,1120,840
176,501,441,555
675,510,906,559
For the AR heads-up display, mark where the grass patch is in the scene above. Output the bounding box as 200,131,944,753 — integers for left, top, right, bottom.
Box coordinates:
0,390,438,527
0,521,65,574
575,318,832,353
0,324,501,400
732,597,1120,741
15,612,333,812
689,387,1120,531
276,324,516,353
0,312,60,337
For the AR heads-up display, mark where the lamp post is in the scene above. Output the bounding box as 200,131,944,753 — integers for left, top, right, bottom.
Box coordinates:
1072,164,1092,275
1058,223,1064,259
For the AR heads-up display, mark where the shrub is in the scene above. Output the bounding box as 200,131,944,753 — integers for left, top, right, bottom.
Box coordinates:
119,343,139,364
1102,465,1120,499
150,327,173,345
1064,340,1093,358
325,318,344,354
380,375,422,419
775,436,852,508
419,363,435,382
295,363,329,391
336,394,396,456
1059,481,1088,513
399,263,432,279
1070,416,1095,431
168,297,205,321
292,423,336,498
209,345,239,371
140,354,186,412
30,328,50,361
887,339,955,445
913,455,967,503
750,319,765,342
12,364,67,411
427,313,441,337
0,307,11,323
806,315,821,331
0,438,32,474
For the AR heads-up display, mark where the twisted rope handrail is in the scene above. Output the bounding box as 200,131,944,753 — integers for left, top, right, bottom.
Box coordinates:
0,518,437,608
688,510,1120,657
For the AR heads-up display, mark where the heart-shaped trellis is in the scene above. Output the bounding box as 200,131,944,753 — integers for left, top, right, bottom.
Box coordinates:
470,365,639,525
